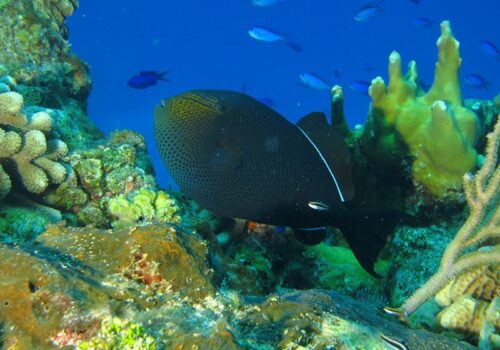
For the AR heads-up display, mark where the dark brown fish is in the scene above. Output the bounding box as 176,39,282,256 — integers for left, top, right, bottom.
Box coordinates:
154,90,403,275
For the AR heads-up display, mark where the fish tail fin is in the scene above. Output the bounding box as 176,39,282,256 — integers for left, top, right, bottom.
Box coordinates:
157,71,171,81
283,41,302,52
333,206,409,277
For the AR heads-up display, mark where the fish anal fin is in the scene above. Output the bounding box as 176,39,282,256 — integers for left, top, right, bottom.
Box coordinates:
297,112,355,201
335,207,407,277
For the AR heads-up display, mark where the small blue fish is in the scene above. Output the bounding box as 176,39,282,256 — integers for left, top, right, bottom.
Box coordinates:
412,17,433,28
349,80,370,95
252,0,285,7
275,225,286,233
480,40,500,60
354,2,383,22
127,71,169,89
299,73,331,91
248,27,302,52
464,74,490,90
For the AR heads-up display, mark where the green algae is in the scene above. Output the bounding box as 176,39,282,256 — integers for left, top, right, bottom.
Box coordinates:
78,318,157,350
304,243,386,301
0,0,11,10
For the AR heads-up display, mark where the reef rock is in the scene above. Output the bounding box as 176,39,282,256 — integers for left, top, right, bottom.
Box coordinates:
0,222,475,349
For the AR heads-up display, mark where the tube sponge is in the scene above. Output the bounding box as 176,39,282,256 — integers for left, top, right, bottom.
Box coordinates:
366,21,480,197
0,91,68,198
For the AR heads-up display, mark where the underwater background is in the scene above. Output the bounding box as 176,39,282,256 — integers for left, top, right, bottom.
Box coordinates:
0,0,499,349
67,0,499,189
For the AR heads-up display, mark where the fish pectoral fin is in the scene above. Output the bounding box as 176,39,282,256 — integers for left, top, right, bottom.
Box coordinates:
292,227,327,245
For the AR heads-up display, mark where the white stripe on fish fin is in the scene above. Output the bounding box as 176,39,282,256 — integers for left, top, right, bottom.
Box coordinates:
297,126,345,202
295,227,327,231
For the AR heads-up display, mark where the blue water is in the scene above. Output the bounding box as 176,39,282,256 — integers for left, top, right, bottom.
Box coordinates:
67,0,499,189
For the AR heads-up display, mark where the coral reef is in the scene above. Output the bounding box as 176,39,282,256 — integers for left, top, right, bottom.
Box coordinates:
435,265,500,345
0,224,215,348
44,130,179,229
108,188,180,229
77,317,157,350
363,21,480,199
0,90,172,236
385,223,457,308
0,198,61,244
381,117,500,348
394,116,499,318
436,265,500,307
0,90,68,199
323,23,499,349
235,290,474,350
32,0,80,30
0,222,474,349
0,1,90,106
303,242,386,304
0,5,497,349
0,74,105,151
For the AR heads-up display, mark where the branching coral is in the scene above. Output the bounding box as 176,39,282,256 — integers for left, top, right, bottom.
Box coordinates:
386,115,500,320
0,91,68,198
365,21,480,198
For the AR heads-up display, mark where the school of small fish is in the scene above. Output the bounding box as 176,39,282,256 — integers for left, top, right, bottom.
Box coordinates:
127,0,496,104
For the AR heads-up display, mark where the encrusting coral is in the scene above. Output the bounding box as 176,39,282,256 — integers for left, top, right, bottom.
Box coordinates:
0,90,68,198
435,265,500,344
435,264,499,307
33,0,80,30
44,130,180,229
365,21,480,198
386,115,499,325
0,0,91,111
445,297,500,346
107,188,180,229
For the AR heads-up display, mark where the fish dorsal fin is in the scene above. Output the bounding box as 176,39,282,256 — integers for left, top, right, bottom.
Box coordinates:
296,112,355,201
